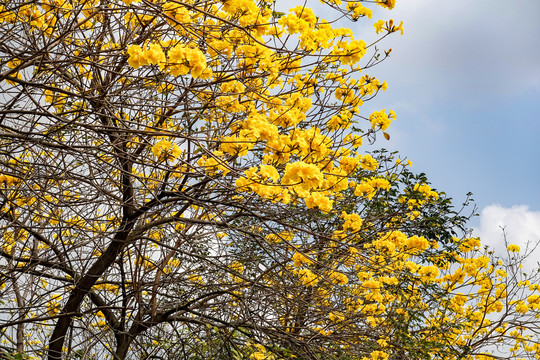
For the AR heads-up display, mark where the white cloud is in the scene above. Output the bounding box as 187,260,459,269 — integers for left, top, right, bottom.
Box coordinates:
473,204,540,259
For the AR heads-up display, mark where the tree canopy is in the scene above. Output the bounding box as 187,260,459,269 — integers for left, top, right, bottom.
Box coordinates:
1,0,540,359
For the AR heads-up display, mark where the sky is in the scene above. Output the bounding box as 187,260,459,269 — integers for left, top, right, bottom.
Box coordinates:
343,0,540,251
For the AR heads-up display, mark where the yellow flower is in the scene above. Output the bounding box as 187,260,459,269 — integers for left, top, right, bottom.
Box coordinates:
369,109,392,131
298,269,318,286
376,0,396,10
516,300,529,314
292,252,313,267
354,181,376,200
282,161,324,195
331,39,367,66
413,183,439,199
374,20,385,34
47,294,62,316
406,235,429,252
305,192,333,212
370,350,389,360
230,261,244,274
167,44,211,78
339,156,359,173
362,280,381,291
507,244,520,252
359,154,379,171
342,211,363,232
251,352,266,360
151,139,181,161
145,43,166,69
347,2,372,20
417,265,439,281
221,135,254,157
329,311,345,322
369,177,390,191
127,45,148,68
0,174,22,186
328,270,348,285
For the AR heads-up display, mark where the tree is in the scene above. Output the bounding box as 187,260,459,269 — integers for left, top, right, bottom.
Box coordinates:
1,0,539,359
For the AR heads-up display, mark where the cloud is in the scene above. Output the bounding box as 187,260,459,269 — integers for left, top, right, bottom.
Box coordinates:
473,204,540,258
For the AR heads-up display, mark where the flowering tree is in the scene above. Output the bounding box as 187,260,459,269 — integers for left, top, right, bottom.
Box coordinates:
1,0,540,359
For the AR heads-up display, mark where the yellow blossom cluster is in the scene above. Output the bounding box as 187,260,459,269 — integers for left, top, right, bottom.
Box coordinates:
162,2,192,28
0,174,22,186
167,43,212,78
353,177,389,200
342,211,363,232
127,44,166,69
278,6,317,35
360,154,379,171
327,270,349,285
413,183,439,199
221,0,271,30
347,2,373,20
374,18,404,35
331,39,367,66
298,268,319,286
151,139,182,162
292,252,313,267
127,42,211,78
507,244,520,252
369,109,396,131
376,0,397,10
405,235,430,253
46,294,62,316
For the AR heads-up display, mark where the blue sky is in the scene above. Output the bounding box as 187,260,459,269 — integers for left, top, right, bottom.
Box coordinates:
350,0,540,248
